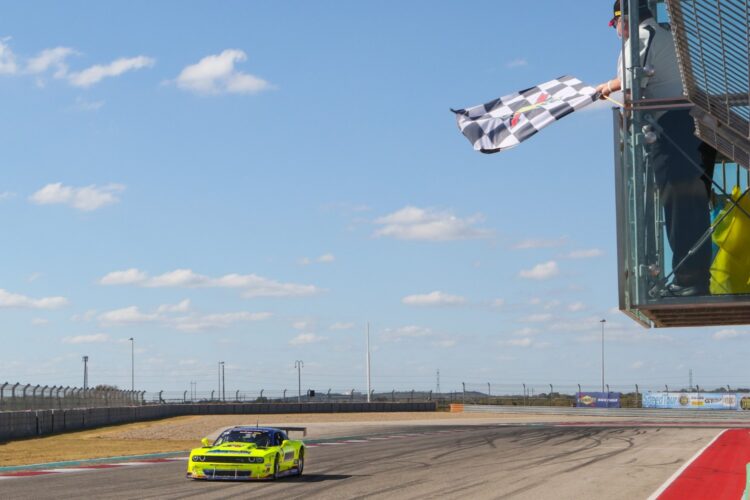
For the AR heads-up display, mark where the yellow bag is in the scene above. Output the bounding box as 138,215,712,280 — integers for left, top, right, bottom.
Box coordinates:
710,186,750,294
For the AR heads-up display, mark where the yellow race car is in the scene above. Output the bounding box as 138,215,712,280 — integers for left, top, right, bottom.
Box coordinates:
186,426,307,481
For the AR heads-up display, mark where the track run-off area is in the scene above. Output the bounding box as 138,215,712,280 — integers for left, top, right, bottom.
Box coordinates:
1,412,749,499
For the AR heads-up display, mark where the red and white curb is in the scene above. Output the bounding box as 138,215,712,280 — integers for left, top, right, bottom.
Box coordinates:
0,428,475,480
0,458,187,480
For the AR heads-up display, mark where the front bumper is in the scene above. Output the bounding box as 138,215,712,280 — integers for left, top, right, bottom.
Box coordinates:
187,465,272,481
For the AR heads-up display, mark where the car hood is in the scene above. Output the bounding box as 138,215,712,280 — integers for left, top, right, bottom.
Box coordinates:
192,442,271,456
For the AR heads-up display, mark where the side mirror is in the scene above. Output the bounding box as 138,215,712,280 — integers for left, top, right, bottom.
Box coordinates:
201,438,211,447
281,440,290,446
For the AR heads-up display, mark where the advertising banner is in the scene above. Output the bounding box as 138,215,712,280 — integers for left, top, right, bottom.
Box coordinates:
577,392,621,408
642,392,738,410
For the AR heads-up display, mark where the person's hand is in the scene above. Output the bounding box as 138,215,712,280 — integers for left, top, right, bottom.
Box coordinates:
596,81,613,99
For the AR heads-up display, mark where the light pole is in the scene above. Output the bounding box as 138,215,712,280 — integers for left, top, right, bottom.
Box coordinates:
128,338,134,392
220,362,225,402
82,356,89,391
522,383,526,406
295,360,304,403
600,319,606,393
366,323,371,403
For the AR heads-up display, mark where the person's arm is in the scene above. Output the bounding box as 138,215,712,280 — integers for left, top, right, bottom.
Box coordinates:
595,78,622,99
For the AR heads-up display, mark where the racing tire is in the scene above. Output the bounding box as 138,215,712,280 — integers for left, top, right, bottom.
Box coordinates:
297,449,304,476
272,454,281,480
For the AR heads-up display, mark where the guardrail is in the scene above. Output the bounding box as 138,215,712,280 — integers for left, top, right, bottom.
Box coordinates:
453,404,750,421
0,401,437,443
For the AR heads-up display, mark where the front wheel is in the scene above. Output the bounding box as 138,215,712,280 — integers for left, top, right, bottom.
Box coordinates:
297,449,304,476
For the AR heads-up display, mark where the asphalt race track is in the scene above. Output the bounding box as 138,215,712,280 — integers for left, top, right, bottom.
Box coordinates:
0,424,722,499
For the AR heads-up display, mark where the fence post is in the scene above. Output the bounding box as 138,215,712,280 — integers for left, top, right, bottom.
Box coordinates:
428,390,432,401
0,381,5,409
260,389,264,401
327,388,331,401
635,384,639,408
462,382,465,404
159,390,164,403
283,389,287,402
391,389,395,402
410,389,414,402
350,389,354,401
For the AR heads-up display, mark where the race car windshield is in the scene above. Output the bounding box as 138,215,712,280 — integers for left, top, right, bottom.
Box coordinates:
214,430,272,447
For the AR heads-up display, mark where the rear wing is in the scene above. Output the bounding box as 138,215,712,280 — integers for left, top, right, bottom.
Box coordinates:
280,426,307,437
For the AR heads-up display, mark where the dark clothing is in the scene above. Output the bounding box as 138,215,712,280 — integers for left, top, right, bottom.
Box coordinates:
648,109,714,289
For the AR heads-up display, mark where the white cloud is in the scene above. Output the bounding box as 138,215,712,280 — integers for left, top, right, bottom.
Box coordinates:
520,313,553,323
565,248,604,259
73,97,104,112
175,49,272,95
491,298,505,309
71,309,97,322
506,58,528,68
98,268,321,298
712,329,750,340
289,333,327,346
68,56,155,87
0,191,16,201
100,268,148,286
292,321,309,330
317,253,335,263
433,339,456,348
402,291,466,307
513,327,539,336
382,325,432,342
568,302,586,312
98,303,270,331
519,261,559,280
513,237,566,250
0,289,68,309
31,318,49,326
156,299,191,314
172,312,271,332
374,206,491,241
63,333,109,344
29,183,125,211
99,306,159,326
148,269,209,288
0,39,18,75
26,47,75,77
330,322,355,331
631,361,645,369
299,253,335,266
499,338,533,348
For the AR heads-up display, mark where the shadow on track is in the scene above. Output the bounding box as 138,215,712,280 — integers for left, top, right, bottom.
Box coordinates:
285,474,355,483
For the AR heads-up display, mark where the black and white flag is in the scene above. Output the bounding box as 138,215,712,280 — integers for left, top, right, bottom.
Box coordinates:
452,75,597,154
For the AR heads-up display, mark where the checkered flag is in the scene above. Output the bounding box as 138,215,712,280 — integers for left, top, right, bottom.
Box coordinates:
452,76,597,154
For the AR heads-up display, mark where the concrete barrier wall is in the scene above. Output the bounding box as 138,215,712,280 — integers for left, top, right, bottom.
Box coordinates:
0,402,436,443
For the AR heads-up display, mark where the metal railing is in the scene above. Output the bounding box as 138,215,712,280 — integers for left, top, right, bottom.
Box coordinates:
0,382,144,411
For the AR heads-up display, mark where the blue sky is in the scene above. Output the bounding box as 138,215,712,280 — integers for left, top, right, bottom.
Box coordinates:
1,1,745,397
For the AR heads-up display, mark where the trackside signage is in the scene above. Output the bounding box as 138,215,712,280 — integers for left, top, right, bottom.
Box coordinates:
642,392,739,410
576,392,621,408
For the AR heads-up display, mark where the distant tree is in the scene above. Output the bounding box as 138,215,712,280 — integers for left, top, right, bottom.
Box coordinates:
93,384,119,391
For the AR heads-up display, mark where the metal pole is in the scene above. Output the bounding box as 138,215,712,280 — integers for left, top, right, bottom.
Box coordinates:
218,362,221,399
295,360,303,403
462,382,465,403
82,356,88,391
366,322,371,403
600,319,606,393
221,362,225,401
522,383,526,406
487,382,491,398
129,338,134,392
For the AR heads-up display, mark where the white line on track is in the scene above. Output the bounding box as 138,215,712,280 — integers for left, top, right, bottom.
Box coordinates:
44,468,95,473
646,429,726,500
